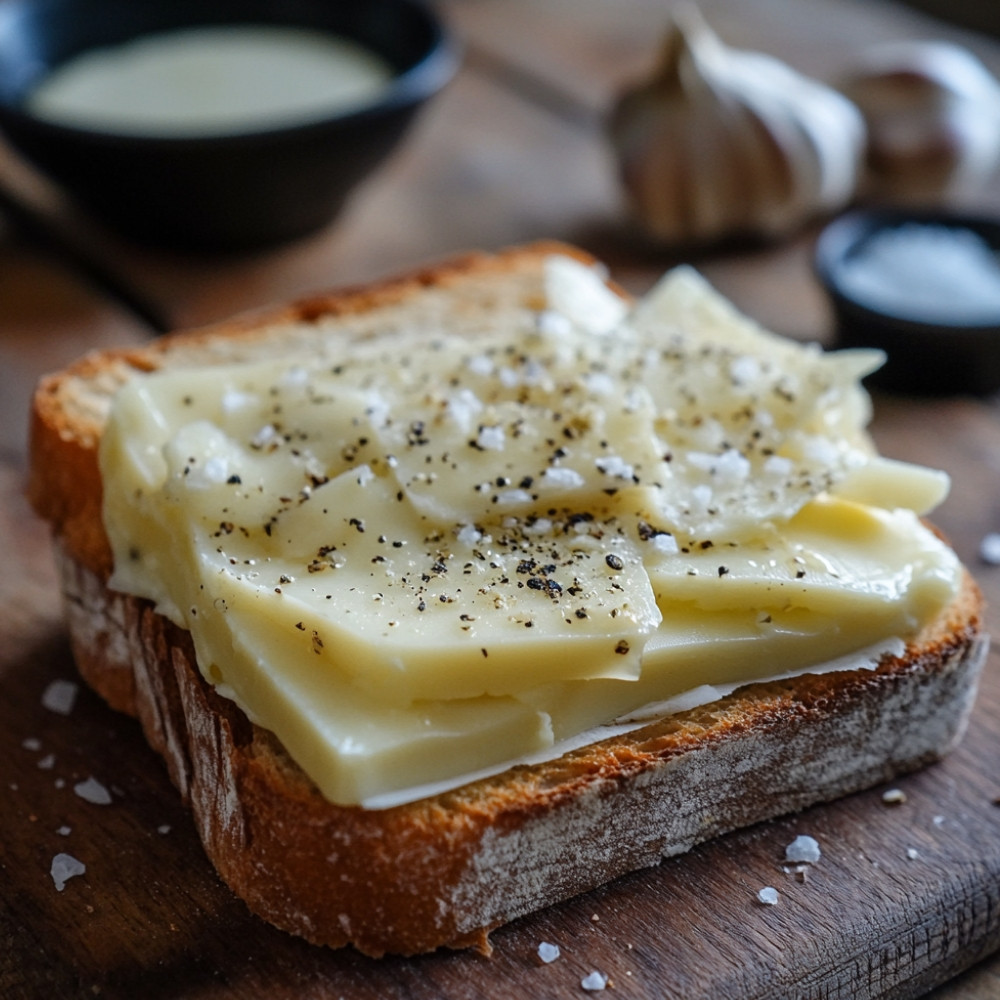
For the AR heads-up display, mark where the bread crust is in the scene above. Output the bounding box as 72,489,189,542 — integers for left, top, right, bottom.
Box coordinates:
57,541,985,956
30,242,988,955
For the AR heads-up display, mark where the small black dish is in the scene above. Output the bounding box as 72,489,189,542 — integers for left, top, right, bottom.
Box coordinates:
815,208,1000,396
0,0,457,251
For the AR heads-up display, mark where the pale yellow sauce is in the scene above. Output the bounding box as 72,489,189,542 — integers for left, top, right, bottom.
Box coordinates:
27,26,393,135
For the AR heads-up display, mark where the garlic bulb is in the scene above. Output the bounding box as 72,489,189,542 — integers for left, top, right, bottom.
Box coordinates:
608,5,865,246
840,41,1000,203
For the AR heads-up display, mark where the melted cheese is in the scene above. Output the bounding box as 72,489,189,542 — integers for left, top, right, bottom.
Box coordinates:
100,258,960,806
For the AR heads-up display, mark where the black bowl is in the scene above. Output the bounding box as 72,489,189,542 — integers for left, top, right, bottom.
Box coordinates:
0,0,457,250
815,208,1000,396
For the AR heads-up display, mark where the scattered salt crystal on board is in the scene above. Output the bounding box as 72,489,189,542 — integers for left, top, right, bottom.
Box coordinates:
882,788,907,805
50,853,85,891
758,886,780,905
57,826,71,836
785,835,821,864
37,754,55,770
537,941,560,963
581,970,608,991
22,737,41,751
74,777,112,805
980,533,1000,565
906,848,920,860
41,679,78,716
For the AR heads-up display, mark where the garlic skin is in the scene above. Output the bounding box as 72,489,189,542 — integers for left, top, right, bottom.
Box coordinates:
608,6,866,247
840,41,1000,203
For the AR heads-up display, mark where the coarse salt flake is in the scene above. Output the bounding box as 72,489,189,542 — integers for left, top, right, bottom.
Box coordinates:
763,455,794,477
537,941,561,963
50,852,85,891
979,532,1000,565
456,523,482,545
466,353,493,376
498,367,521,388
757,886,779,905
583,371,616,395
37,753,55,770
882,788,907,805
581,971,608,991
57,825,71,836
476,425,506,451
651,533,679,555
250,424,278,449
541,467,585,490
74,777,112,806
524,518,552,535
221,388,257,412
42,679,78,716
496,489,533,506
906,848,920,860
714,448,751,484
595,455,635,480
198,455,230,485
22,737,42,751
730,355,762,383
447,388,483,432
785,834,821,864
537,309,573,338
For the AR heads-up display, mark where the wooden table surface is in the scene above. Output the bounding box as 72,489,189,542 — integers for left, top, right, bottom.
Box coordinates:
2,1,999,997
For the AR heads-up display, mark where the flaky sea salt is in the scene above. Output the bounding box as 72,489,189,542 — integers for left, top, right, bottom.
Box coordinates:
979,533,1000,565
595,455,635,480
22,737,42,752
906,848,920,860
537,941,560,963
541,467,585,490
41,679,78,716
37,754,55,770
74,777,112,805
757,886,780,905
456,524,482,546
651,533,679,555
50,853,85,891
785,835,821,864
581,971,608,991
57,826,72,836
466,353,493,376
882,788,907,805
476,424,505,451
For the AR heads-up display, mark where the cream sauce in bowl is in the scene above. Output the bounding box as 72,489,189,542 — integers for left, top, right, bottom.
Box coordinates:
27,25,394,136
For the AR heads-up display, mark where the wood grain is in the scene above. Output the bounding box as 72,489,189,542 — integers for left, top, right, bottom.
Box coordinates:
2,0,1000,995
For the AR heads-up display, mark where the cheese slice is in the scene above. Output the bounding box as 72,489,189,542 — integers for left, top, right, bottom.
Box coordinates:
101,256,960,805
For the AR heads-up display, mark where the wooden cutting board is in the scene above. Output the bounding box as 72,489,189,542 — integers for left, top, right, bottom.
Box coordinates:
1,448,998,1000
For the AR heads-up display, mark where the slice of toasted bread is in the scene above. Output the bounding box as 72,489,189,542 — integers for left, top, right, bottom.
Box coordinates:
28,243,986,956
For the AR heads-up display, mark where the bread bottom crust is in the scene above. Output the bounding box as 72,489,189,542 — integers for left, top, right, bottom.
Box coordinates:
56,542,987,957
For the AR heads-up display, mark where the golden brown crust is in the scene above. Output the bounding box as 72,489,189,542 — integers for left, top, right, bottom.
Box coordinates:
32,242,988,955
